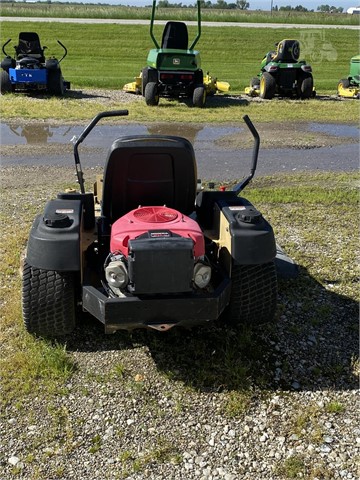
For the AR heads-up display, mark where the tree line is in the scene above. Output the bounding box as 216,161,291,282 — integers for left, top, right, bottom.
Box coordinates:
156,1,345,12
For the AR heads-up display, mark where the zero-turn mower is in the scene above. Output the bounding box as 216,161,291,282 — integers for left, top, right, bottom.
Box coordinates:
123,0,230,107
337,55,360,99
0,31,70,95
22,110,279,337
245,39,314,100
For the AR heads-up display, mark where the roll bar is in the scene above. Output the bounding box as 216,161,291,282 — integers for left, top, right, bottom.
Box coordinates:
150,0,201,50
72,110,259,196
57,40,68,63
233,115,260,195
2,39,11,57
73,110,129,194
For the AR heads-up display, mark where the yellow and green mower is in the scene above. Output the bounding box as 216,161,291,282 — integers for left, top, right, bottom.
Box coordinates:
337,55,360,99
123,0,229,107
245,39,315,100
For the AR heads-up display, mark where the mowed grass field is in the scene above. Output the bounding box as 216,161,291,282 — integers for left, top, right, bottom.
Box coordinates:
1,21,358,93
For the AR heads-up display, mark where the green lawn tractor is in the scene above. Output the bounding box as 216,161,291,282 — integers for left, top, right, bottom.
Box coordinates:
123,0,229,107
337,55,360,99
245,39,314,100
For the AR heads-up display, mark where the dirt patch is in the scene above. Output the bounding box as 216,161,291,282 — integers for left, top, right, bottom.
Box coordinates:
215,120,358,150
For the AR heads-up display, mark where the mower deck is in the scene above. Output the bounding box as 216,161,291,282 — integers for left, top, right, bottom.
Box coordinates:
123,71,230,96
337,83,360,98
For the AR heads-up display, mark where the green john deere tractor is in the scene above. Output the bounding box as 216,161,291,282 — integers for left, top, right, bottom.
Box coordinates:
337,55,360,99
245,39,314,100
123,0,229,107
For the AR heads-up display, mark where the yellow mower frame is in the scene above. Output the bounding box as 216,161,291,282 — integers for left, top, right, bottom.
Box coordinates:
123,71,230,96
337,81,360,99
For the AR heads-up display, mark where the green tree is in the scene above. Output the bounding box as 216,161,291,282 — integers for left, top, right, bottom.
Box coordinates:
237,0,250,9
317,4,331,11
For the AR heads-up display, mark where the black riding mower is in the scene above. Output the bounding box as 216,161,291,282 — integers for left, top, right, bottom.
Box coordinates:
22,110,278,337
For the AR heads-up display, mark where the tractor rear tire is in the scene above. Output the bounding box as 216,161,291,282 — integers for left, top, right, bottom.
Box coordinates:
22,261,76,337
259,72,276,99
298,72,313,99
145,82,159,106
338,78,350,89
141,67,157,96
250,77,260,88
141,67,149,96
47,68,65,96
225,262,277,326
193,85,206,107
0,70,12,94
45,59,59,70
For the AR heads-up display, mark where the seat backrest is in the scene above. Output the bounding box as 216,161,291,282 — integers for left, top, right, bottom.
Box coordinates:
272,39,300,63
101,135,197,223
161,21,188,50
16,32,44,61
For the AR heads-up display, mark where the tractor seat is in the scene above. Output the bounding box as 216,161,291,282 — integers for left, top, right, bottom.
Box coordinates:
161,21,189,50
271,39,300,63
101,135,197,224
16,32,45,63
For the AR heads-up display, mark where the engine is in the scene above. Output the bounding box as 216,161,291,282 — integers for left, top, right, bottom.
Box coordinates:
104,206,211,297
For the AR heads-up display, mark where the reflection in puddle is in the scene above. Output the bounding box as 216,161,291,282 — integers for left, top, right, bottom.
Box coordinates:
2,122,358,149
5,124,74,144
1,122,241,147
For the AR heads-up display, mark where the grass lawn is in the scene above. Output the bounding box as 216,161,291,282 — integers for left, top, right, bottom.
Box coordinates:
0,21,358,93
1,21,359,123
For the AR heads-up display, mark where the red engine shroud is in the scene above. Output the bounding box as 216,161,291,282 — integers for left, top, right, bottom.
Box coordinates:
110,206,205,258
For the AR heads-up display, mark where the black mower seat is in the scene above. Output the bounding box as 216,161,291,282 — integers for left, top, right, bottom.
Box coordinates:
271,39,300,63
101,135,197,223
161,21,188,50
16,32,45,63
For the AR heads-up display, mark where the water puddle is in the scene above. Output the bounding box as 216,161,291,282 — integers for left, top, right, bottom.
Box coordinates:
1,121,358,177
309,123,359,138
0,122,241,147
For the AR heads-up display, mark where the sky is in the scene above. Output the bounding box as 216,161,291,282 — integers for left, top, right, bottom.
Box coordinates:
85,1,359,12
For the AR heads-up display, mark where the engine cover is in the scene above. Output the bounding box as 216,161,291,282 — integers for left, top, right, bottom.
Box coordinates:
110,206,205,258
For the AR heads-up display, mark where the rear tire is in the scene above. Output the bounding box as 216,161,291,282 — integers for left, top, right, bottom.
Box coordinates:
141,67,149,96
141,67,157,96
47,68,65,96
337,78,350,91
298,72,313,99
0,70,12,94
225,262,277,326
22,261,76,337
250,76,260,88
144,82,159,106
259,72,276,99
193,85,206,107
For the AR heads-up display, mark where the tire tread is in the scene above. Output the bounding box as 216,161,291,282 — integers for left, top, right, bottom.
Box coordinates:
22,261,76,337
